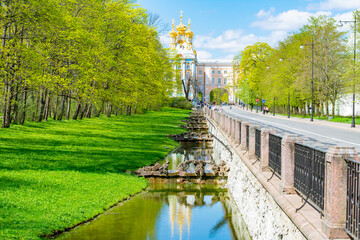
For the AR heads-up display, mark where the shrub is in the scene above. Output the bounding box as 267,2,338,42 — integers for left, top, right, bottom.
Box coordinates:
166,97,193,110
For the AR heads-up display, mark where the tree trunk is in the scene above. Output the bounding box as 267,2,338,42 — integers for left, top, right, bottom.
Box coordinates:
325,101,329,117
19,86,27,125
31,92,37,121
73,102,81,120
66,93,71,120
12,82,19,124
126,105,131,116
79,103,87,120
53,96,59,120
107,103,112,117
43,91,50,121
85,104,92,118
57,95,66,121
2,81,12,128
37,88,46,122
331,100,336,118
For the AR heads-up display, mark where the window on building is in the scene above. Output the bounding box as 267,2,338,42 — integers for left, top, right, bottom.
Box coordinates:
218,78,221,84
199,70,202,74
224,70,227,74
211,78,215,84
198,78,202,84
206,78,209,84
212,70,215,74
217,70,221,74
224,78,227,85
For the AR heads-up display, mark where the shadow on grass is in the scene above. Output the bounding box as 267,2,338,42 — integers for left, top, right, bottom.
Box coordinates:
0,108,189,174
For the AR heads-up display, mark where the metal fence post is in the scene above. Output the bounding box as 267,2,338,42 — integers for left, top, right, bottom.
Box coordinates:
323,146,358,239
281,134,302,194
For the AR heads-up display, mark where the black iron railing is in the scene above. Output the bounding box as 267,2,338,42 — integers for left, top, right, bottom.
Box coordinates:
345,158,360,240
246,125,249,149
294,143,325,212
268,134,282,177
255,129,261,159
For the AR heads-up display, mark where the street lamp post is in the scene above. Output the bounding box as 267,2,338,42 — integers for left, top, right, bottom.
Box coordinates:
339,16,357,128
300,37,315,122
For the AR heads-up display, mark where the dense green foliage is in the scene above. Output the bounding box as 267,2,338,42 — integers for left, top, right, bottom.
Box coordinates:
0,107,189,239
234,12,360,117
167,97,193,110
210,88,229,104
0,0,179,128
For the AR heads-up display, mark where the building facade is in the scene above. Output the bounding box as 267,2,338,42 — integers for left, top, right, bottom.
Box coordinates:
196,60,235,104
170,12,235,104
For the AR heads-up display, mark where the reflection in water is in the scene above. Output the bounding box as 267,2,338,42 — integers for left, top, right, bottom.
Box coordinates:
57,184,251,240
159,142,213,171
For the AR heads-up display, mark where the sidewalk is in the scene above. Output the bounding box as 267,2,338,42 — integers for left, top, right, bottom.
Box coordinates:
233,105,360,133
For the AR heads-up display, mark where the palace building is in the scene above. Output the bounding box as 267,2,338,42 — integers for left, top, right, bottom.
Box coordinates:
170,12,235,104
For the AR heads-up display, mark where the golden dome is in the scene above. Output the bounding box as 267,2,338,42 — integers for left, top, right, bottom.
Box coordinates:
176,11,187,33
186,19,194,37
169,19,178,37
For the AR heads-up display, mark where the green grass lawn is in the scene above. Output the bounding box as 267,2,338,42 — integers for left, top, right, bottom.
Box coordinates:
0,107,190,239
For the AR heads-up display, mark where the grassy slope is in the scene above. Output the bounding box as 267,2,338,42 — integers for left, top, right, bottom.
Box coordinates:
0,107,189,239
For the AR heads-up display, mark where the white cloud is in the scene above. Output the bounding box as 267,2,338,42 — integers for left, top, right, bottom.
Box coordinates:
252,9,331,31
159,34,170,47
308,0,360,10
224,54,236,60
256,7,275,18
193,29,288,57
197,50,213,60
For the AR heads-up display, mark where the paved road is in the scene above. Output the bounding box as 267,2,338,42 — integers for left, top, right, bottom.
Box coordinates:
221,105,360,153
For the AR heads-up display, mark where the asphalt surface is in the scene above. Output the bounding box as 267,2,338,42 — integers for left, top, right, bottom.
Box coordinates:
221,105,360,153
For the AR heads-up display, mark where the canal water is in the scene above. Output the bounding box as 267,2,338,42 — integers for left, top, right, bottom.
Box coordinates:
57,183,250,240
58,121,252,239
159,141,213,171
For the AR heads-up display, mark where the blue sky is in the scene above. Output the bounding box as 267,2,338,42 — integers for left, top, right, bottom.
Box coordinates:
137,0,360,60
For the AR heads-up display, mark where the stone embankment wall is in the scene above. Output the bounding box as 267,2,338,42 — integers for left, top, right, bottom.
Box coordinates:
211,123,306,240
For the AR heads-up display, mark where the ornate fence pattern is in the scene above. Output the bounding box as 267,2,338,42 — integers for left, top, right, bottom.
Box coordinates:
345,158,360,240
294,143,325,212
246,125,249,149
255,129,261,159
268,134,282,177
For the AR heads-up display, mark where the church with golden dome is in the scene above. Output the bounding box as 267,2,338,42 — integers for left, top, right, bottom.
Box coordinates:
170,12,235,104
170,11,198,100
